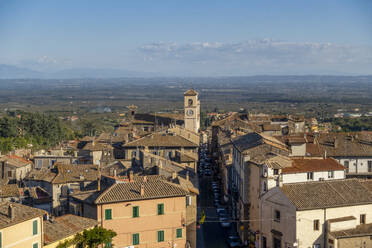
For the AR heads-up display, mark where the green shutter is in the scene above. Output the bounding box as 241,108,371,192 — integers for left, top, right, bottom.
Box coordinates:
33,243,38,248
105,209,112,220
158,203,164,215
133,233,139,245
158,230,164,242
133,206,139,217
0,232,2,248
32,220,38,235
105,241,112,248
176,228,182,238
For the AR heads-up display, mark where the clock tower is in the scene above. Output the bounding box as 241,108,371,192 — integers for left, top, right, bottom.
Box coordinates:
184,88,200,133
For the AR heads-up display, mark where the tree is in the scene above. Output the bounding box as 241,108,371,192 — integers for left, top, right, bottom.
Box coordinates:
71,227,116,248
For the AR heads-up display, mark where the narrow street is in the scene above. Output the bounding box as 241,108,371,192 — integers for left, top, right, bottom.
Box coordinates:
196,155,233,248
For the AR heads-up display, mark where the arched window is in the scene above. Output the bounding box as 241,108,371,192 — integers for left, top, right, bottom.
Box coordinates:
188,99,193,106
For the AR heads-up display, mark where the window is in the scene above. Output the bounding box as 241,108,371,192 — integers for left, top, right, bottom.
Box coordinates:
131,151,136,157
133,206,139,218
158,230,164,242
7,171,12,177
313,244,320,248
0,232,2,248
263,182,267,192
32,220,38,235
33,243,38,248
104,241,112,248
186,196,192,206
105,209,112,220
188,99,193,106
274,210,280,222
273,169,279,175
176,228,182,238
132,233,139,245
168,151,172,158
262,236,267,248
344,161,349,172
307,172,314,180
328,171,334,178
368,161,372,172
157,203,164,215
360,214,366,224
313,219,319,230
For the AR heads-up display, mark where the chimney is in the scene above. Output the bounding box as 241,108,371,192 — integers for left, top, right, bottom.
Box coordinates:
140,184,145,196
172,171,177,180
324,150,327,159
129,171,134,182
143,176,147,182
186,171,189,181
113,169,117,178
8,204,14,219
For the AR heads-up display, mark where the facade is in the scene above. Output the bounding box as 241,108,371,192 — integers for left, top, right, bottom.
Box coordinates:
0,155,32,183
25,163,99,215
184,89,200,133
70,175,191,248
121,132,199,163
0,202,46,248
34,155,77,169
260,179,372,248
231,133,289,244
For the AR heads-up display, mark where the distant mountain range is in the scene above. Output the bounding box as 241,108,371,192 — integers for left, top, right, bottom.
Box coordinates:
0,64,159,79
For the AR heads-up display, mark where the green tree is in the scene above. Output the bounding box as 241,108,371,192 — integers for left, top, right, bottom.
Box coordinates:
75,227,116,248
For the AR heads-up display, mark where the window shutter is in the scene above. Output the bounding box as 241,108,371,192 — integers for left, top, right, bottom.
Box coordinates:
176,228,182,238
0,232,2,248
133,206,139,217
105,209,112,220
33,220,38,235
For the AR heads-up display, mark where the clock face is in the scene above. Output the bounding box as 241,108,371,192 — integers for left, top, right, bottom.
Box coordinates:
186,109,194,116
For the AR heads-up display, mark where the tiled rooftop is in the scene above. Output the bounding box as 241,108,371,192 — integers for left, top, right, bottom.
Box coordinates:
281,179,372,210
44,214,97,245
95,176,188,204
123,133,198,148
282,158,344,174
0,202,46,229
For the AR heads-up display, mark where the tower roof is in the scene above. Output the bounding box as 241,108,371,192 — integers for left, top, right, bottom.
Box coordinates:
184,89,198,96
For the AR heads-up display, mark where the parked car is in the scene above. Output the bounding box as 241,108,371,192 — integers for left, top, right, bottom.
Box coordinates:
220,217,231,228
227,236,243,247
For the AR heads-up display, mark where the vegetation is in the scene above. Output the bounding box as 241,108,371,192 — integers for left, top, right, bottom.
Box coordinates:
327,117,372,132
0,111,75,153
56,227,117,248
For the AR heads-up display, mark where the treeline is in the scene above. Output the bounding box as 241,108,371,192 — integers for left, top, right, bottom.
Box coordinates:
327,117,372,132
0,111,75,153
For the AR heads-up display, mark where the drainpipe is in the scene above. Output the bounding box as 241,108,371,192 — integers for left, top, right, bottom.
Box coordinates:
323,208,327,248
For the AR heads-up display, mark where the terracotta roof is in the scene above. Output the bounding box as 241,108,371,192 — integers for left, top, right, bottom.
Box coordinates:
281,179,372,210
44,214,97,245
0,202,46,229
52,164,99,184
330,223,372,239
282,158,344,174
0,155,32,168
262,124,281,131
81,142,113,151
123,133,198,148
26,164,99,184
26,168,57,183
184,89,198,96
95,176,188,204
317,132,372,157
0,184,20,198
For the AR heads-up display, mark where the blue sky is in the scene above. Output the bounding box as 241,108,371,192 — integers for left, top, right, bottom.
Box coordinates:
0,0,371,76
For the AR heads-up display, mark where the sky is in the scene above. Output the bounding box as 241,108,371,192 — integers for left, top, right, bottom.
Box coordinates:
0,0,372,76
